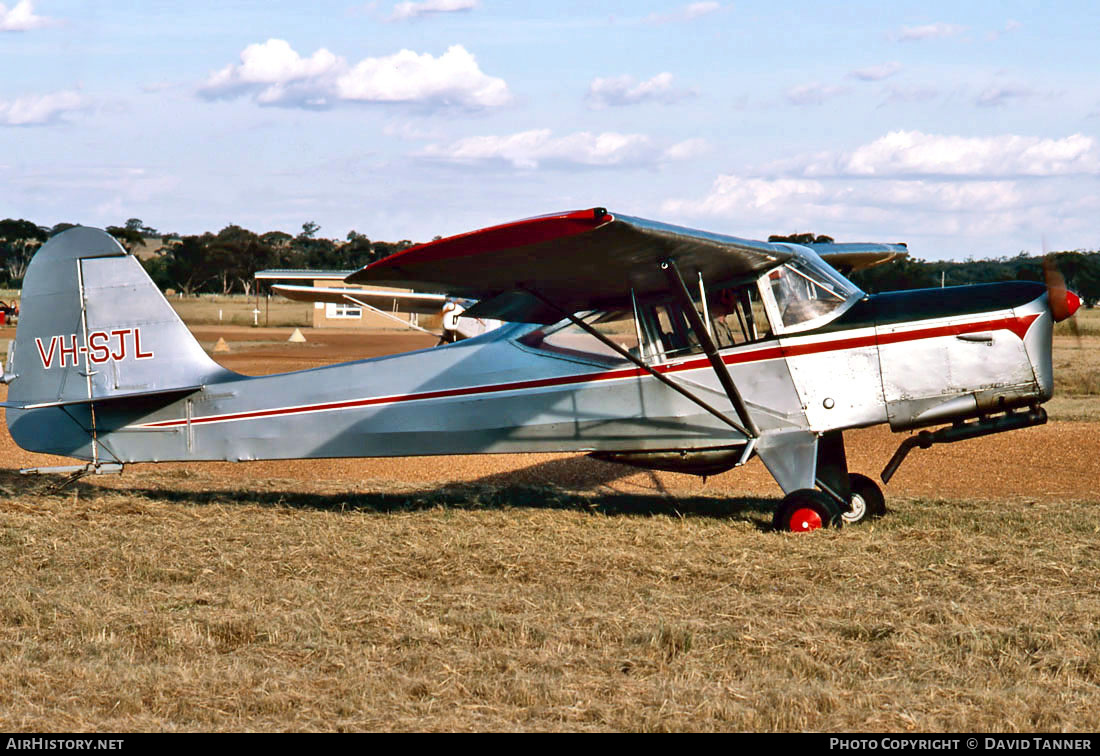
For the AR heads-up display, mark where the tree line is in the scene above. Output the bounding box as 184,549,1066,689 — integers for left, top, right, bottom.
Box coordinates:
770,232,1100,306
0,218,1097,305
847,250,1100,306
0,218,417,296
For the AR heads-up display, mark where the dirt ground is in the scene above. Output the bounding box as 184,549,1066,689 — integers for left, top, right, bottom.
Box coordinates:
3,324,1096,505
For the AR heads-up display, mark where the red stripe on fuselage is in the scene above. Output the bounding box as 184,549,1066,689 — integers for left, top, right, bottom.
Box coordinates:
132,311,1040,429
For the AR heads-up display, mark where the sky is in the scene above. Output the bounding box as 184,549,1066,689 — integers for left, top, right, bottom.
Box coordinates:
2,0,1099,260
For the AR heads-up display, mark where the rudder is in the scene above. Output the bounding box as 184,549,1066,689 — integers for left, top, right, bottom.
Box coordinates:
5,226,236,410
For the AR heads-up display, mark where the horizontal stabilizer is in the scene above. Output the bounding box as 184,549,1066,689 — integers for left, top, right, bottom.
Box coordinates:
1,384,203,410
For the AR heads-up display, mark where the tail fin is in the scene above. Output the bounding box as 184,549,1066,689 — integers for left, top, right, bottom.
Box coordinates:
5,226,233,411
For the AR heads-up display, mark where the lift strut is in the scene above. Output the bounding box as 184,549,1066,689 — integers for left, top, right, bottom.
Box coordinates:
523,286,756,440
521,280,761,440
660,257,760,439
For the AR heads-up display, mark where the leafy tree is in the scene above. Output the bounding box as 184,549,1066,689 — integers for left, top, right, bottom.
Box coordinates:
125,218,158,236
371,239,414,260
769,232,825,245
0,218,48,285
341,231,375,267
160,235,215,295
260,230,292,251
106,225,144,250
204,225,272,295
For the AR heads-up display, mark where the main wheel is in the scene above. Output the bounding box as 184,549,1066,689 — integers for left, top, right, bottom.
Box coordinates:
842,473,886,525
773,489,843,532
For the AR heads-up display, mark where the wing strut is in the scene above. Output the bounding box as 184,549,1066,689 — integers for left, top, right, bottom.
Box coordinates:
522,288,755,439
341,294,442,338
660,258,760,438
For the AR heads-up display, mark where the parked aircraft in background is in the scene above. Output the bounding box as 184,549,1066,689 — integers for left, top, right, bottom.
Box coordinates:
254,269,502,342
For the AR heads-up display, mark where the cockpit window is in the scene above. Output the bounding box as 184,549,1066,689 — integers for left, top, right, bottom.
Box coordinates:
767,255,862,330
518,310,636,363
708,286,772,347
518,251,861,365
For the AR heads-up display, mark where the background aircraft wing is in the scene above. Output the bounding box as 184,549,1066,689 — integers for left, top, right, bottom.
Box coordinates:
345,208,792,323
272,284,457,316
813,243,909,274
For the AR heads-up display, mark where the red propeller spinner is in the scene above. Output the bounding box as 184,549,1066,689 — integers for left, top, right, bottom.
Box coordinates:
1043,257,1082,323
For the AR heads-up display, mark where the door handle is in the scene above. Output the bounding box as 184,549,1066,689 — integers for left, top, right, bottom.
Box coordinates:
956,332,993,343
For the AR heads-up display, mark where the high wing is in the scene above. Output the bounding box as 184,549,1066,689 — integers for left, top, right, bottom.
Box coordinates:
346,208,792,323
812,243,908,274
271,284,465,316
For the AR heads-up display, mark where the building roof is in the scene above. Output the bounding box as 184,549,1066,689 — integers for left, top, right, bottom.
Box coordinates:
253,269,355,282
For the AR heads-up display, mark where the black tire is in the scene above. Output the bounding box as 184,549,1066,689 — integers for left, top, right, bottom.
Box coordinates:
773,488,843,532
843,473,886,525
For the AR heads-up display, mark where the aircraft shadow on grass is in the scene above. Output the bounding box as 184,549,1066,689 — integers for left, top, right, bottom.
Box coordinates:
0,464,778,528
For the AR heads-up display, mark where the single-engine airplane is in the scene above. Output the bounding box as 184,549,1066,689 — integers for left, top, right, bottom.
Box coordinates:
0,209,1081,531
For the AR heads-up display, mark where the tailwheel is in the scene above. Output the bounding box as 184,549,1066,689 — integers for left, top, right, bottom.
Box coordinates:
842,473,886,525
773,489,843,532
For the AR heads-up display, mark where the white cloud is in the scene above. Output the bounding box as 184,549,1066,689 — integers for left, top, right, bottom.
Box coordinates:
849,62,902,82
199,39,509,111
684,2,720,18
832,131,1098,177
336,45,509,108
201,39,343,106
786,82,849,106
866,180,1023,212
418,129,703,169
0,0,52,31
660,172,1087,254
389,0,477,21
662,130,1100,257
974,84,1035,108
663,138,710,161
666,175,1031,222
0,90,85,125
586,73,694,109
645,2,722,24
880,84,941,104
988,19,1022,41
664,176,826,217
896,22,966,41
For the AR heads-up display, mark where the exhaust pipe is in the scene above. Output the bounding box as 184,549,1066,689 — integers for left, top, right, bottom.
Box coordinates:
881,406,1047,483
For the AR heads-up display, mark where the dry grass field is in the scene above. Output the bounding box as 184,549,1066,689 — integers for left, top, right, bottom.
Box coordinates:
0,318,1098,732
167,294,312,328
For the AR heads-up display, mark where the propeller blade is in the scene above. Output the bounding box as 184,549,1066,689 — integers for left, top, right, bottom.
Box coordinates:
1044,256,1070,322
1043,255,1082,324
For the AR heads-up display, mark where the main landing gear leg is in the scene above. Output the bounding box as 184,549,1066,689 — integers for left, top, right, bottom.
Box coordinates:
771,430,886,531
817,430,885,526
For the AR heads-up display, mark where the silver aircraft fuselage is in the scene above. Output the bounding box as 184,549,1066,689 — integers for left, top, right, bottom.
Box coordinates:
3,228,1058,498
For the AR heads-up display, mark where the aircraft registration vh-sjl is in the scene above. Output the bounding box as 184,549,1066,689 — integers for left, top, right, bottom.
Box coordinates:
0,208,1082,531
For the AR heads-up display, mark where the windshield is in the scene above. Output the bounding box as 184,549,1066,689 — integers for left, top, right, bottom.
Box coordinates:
766,251,863,331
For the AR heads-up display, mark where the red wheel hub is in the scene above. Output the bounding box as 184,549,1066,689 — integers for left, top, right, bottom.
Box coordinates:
789,507,823,532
